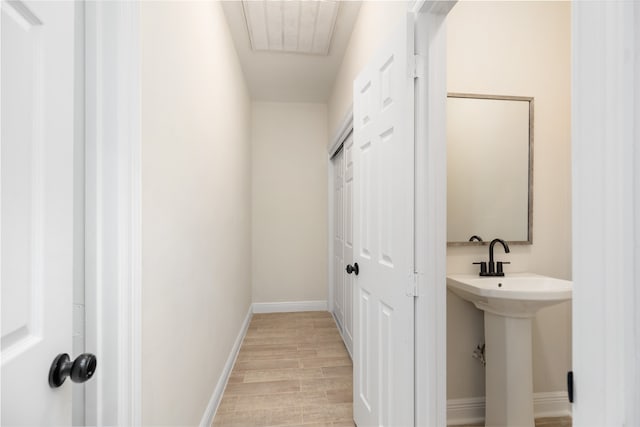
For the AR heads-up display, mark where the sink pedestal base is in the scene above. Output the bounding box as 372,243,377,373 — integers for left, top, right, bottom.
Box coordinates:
484,312,535,427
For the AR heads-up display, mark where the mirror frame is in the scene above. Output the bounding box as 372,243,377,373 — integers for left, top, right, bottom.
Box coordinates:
447,92,534,246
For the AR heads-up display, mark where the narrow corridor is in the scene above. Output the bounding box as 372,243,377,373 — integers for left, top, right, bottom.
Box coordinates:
213,312,355,427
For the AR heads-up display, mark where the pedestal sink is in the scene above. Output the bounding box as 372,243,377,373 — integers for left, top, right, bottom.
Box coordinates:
447,273,572,427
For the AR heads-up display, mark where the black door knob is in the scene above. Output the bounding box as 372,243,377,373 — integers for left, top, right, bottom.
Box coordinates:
346,262,359,276
49,353,97,388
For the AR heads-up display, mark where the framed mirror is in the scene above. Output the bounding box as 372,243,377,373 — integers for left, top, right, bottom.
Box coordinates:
447,93,533,245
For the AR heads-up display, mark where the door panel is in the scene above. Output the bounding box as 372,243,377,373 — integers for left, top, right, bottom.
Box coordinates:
358,141,372,259
379,302,393,427
1,0,45,356
1,1,77,424
353,13,415,427
358,288,372,410
379,127,395,267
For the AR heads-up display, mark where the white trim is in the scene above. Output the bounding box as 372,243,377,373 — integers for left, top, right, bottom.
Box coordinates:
572,2,640,425
252,300,328,313
533,391,572,419
84,1,141,425
446,392,571,426
413,3,454,426
328,108,353,158
200,307,253,427
0,0,3,419
446,397,485,426
72,1,87,424
116,2,142,425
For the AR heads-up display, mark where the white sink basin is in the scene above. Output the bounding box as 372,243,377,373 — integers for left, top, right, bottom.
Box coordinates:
447,272,572,426
447,272,572,317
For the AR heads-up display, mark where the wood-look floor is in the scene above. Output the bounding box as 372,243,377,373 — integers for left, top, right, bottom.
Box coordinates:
213,311,572,427
213,311,355,427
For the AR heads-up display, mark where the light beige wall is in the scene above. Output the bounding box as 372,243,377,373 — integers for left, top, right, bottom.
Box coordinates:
446,1,572,399
251,102,328,303
140,2,252,424
327,1,408,136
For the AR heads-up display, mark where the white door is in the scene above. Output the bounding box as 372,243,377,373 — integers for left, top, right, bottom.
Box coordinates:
333,148,345,331
342,134,354,356
1,1,78,424
332,135,355,356
352,13,415,427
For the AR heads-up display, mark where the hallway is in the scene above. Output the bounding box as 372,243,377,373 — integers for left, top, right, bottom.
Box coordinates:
213,312,355,427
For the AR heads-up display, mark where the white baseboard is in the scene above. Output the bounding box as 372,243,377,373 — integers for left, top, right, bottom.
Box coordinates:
199,306,253,427
446,396,486,425
533,391,572,418
252,300,327,313
447,391,571,425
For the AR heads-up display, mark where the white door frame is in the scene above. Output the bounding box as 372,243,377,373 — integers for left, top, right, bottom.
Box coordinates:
571,2,640,425
84,1,141,425
411,2,455,426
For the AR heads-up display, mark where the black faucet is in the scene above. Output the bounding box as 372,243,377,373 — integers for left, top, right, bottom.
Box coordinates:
473,238,510,276
468,235,483,242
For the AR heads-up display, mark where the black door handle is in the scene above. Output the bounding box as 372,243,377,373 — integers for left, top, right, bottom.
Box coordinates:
49,353,97,388
346,263,359,276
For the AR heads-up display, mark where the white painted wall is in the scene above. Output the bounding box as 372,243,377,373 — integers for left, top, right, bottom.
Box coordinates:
251,102,328,304
327,1,408,136
446,1,572,399
140,2,252,424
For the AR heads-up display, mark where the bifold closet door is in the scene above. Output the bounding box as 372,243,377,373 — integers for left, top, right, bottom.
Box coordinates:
333,149,345,331
332,140,354,357
342,135,354,355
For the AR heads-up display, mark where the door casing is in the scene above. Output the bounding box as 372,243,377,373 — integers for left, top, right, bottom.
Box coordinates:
83,2,142,425
412,3,454,426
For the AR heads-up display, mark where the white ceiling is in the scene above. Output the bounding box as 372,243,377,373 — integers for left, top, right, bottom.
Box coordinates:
221,1,362,102
243,1,340,55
